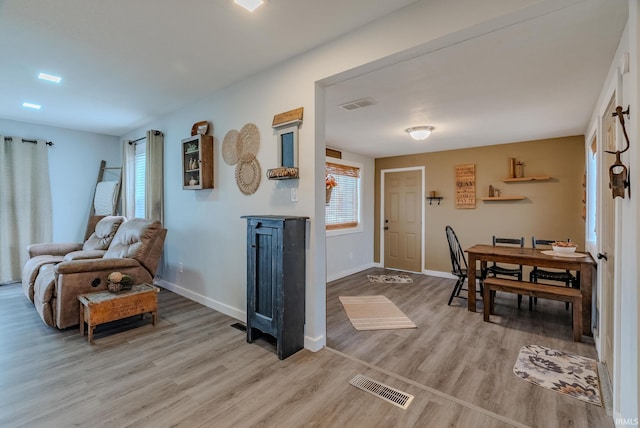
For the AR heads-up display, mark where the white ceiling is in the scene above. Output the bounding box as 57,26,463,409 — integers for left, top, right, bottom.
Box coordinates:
0,0,417,136
325,0,628,157
0,0,629,158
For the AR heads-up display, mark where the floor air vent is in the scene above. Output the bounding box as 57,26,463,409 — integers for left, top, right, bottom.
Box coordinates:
349,374,413,409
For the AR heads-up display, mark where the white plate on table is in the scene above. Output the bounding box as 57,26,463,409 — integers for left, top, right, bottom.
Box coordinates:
541,250,588,258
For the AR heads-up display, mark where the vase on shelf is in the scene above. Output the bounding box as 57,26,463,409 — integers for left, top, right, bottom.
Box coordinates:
326,187,333,204
515,162,524,178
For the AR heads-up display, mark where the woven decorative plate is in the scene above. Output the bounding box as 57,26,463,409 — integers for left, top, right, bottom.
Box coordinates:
235,158,261,195
238,123,259,162
222,129,240,165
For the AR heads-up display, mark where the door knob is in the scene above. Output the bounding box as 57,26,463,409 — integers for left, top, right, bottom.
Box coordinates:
597,252,608,261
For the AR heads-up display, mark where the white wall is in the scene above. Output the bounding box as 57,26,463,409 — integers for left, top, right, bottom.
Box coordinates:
121,0,577,352
0,118,120,242
619,0,639,421
587,1,639,422
325,151,375,282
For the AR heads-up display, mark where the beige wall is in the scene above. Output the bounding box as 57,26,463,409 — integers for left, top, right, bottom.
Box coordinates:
374,136,585,273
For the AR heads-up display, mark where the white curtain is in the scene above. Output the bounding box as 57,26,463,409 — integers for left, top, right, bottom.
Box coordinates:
121,130,164,224
121,139,136,219
145,130,164,224
0,136,52,284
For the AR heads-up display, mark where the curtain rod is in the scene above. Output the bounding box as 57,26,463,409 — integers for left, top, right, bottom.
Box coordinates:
127,130,162,145
4,136,54,146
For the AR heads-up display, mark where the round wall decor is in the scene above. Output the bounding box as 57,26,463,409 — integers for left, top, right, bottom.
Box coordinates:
235,158,261,195
222,129,240,166
238,123,260,162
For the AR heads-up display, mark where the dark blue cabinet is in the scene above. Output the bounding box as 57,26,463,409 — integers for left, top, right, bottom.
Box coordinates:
243,215,307,359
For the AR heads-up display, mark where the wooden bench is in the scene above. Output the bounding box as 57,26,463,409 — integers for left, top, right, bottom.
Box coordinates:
483,277,583,342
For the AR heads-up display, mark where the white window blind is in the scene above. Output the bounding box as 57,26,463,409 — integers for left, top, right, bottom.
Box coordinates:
134,142,146,219
326,162,360,230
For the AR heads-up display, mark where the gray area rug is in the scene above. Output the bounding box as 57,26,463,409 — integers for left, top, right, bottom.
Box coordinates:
367,274,413,284
513,344,602,406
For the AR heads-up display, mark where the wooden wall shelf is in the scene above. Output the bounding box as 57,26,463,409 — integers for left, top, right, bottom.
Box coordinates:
481,196,526,201
426,196,443,205
502,176,551,183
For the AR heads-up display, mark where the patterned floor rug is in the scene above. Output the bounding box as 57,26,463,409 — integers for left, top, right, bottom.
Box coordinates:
513,344,602,406
367,274,413,284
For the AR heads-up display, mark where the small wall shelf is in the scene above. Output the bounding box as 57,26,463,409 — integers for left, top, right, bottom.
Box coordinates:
426,196,443,205
481,196,526,201
502,176,551,183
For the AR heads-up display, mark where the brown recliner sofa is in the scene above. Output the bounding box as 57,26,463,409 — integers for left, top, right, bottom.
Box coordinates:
31,218,167,329
22,215,126,303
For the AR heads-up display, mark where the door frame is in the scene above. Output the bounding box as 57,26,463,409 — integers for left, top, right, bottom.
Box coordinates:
379,166,425,272
587,73,623,414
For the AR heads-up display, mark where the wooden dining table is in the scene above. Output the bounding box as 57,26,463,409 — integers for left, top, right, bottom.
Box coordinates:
466,244,596,336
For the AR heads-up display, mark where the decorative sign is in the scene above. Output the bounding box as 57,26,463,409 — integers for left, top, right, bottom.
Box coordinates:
455,164,476,209
272,107,303,128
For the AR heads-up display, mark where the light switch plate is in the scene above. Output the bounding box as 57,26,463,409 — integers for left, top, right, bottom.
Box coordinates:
291,188,298,202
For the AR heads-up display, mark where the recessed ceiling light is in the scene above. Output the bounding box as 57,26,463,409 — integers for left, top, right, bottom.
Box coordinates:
22,102,41,110
234,0,264,12
38,72,62,83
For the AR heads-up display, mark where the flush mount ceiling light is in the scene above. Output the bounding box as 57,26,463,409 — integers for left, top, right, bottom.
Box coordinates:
38,72,62,83
405,126,434,140
234,0,264,12
22,102,41,110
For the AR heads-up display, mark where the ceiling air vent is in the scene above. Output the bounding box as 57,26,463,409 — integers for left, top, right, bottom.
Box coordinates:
338,97,377,111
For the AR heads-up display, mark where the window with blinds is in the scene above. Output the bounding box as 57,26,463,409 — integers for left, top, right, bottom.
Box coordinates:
134,142,146,218
326,161,360,230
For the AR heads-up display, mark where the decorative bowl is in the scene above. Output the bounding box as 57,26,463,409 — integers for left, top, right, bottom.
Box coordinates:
107,281,122,293
552,242,577,253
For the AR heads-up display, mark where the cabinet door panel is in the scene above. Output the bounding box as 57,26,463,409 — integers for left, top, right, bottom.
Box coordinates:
255,230,274,319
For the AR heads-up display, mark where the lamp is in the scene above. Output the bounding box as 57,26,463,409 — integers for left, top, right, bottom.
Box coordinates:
405,126,434,140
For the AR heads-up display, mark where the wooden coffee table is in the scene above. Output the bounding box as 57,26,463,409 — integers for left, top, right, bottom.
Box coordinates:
78,283,159,343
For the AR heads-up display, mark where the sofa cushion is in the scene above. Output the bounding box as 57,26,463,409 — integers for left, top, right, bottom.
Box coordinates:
83,216,126,251
104,218,162,260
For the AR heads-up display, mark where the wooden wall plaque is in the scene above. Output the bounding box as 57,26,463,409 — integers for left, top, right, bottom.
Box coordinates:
272,107,304,128
455,164,476,209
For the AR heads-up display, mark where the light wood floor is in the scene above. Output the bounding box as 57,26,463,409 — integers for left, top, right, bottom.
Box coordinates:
0,268,612,428
327,268,613,428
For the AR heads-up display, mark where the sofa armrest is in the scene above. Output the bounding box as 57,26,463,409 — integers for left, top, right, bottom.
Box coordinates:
63,250,107,261
55,258,140,274
28,242,83,258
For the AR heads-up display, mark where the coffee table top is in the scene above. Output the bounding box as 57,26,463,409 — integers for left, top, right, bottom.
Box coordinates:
78,283,159,304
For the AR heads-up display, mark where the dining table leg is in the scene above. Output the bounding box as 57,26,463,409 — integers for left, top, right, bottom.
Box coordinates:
468,254,477,312
580,263,593,336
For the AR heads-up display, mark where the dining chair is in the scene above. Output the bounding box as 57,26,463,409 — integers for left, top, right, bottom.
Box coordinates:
484,235,525,308
445,225,484,305
530,237,579,310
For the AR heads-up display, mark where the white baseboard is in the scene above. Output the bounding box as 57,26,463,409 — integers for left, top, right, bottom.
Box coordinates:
304,334,326,352
424,269,457,279
156,278,325,353
155,279,246,322
327,262,377,282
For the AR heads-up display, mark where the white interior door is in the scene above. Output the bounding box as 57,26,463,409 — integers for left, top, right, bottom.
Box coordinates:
600,94,617,381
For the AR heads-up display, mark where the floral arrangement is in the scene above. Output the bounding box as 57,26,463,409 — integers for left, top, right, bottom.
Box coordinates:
325,174,337,189
107,271,133,293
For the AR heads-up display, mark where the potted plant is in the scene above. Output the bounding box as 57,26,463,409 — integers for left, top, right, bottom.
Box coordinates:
325,174,337,204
